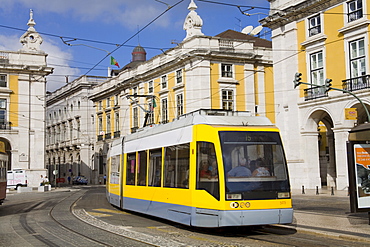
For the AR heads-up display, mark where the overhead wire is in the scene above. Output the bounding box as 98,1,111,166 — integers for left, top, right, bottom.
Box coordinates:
5,0,363,123
83,0,185,75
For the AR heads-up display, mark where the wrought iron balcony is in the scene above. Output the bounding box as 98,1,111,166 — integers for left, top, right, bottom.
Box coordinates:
342,75,370,92
304,85,327,101
114,131,120,138
0,122,12,130
105,133,111,140
97,134,103,141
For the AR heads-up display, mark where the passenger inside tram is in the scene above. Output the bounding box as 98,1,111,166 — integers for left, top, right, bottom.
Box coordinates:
227,157,252,177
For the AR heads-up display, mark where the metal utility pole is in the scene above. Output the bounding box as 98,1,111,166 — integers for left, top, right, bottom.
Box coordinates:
293,72,370,122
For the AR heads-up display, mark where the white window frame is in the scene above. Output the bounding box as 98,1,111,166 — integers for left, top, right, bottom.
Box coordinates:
349,38,366,78
161,75,167,89
147,98,155,125
69,120,73,140
176,93,184,117
308,14,321,37
161,98,168,123
221,89,234,110
0,74,7,87
106,114,111,134
115,111,120,132
106,97,110,108
176,69,183,84
221,64,233,78
133,107,139,128
310,51,324,86
347,0,363,23
98,116,102,134
0,99,6,125
115,95,119,106
148,81,153,93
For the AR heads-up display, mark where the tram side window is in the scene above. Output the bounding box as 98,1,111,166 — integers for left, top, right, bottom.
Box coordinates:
126,153,136,185
164,143,190,189
138,151,147,186
196,142,220,200
111,155,119,172
148,149,162,187
110,155,120,185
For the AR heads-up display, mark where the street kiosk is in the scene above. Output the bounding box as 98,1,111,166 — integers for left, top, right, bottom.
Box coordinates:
347,123,370,223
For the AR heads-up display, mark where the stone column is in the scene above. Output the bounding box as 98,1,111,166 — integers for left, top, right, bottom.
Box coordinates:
326,131,336,188
301,131,321,189
333,127,351,190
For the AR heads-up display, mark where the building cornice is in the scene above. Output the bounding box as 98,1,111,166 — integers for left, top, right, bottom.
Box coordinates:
260,0,343,29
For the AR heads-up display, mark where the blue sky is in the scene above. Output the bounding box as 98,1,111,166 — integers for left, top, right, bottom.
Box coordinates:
0,0,270,91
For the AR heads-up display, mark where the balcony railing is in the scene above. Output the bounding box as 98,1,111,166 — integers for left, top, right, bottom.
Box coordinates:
304,86,327,101
105,133,111,140
114,131,120,138
97,134,103,141
0,122,12,130
342,75,370,92
0,52,9,64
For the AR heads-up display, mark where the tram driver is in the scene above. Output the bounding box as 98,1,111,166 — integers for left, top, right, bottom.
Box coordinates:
227,157,252,177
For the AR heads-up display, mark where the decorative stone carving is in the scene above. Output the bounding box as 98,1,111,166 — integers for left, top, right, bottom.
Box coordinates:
183,0,204,40
19,9,44,53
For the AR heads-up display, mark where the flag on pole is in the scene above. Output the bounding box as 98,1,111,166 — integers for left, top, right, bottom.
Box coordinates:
150,97,156,111
110,56,120,68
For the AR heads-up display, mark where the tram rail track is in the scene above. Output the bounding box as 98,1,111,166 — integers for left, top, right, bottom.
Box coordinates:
48,188,159,247
4,186,369,247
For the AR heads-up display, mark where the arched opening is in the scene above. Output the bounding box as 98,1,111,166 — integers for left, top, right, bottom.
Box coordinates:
353,102,370,125
69,154,74,176
98,149,103,176
306,110,336,189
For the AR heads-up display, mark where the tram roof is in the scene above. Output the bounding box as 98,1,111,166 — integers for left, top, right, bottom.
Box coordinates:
124,109,273,142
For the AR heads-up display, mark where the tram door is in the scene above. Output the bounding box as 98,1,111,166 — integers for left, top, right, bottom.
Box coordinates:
149,149,162,187
196,141,220,200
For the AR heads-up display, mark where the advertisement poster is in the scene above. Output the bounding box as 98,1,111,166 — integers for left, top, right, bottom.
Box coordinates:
354,144,370,208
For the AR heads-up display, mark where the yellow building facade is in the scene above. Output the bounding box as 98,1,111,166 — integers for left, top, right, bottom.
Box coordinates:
89,1,275,179
261,0,370,190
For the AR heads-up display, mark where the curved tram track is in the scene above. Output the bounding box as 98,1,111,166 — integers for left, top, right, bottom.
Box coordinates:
49,189,158,247
2,188,156,247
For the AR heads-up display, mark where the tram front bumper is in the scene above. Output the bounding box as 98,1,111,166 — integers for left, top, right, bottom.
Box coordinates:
192,208,293,227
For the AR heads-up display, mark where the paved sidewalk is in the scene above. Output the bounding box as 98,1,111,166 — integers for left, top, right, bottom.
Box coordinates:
286,189,370,243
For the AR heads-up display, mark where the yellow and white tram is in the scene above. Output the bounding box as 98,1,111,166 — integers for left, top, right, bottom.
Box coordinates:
106,109,293,227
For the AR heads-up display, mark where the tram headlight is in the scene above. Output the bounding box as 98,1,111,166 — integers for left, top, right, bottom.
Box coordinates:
278,192,290,198
227,193,242,200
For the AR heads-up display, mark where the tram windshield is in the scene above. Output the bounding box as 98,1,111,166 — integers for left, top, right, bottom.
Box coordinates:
219,131,290,200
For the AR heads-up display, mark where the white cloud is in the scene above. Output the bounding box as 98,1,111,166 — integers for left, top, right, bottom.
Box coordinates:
42,39,80,92
0,34,79,92
0,0,174,29
0,34,22,51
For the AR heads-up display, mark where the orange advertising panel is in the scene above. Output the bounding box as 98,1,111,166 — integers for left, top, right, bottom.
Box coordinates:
354,144,370,208
355,146,370,169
